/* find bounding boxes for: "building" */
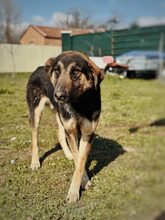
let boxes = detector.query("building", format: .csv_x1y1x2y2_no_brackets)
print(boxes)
20,25,94,46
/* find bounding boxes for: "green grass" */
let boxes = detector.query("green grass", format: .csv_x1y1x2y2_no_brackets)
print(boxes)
0,73,165,220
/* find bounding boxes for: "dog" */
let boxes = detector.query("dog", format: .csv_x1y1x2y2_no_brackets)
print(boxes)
26,51,104,203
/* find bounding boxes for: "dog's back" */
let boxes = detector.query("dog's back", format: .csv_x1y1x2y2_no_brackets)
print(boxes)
26,66,57,125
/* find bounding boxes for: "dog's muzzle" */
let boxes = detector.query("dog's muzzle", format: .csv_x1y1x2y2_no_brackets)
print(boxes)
54,90,67,102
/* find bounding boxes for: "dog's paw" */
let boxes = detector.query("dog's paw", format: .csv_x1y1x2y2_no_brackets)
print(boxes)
81,172,91,190
81,180,91,190
30,161,40,170
66,190,79,203
81,179,91,190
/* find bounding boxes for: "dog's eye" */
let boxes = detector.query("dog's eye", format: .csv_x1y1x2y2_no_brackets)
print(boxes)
71,68,81,78
54,66,60,76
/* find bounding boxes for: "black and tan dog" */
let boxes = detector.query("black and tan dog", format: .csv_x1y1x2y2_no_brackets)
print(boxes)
26,51,104,202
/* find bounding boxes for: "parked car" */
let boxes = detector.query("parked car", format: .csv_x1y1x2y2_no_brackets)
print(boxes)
115,50,165,79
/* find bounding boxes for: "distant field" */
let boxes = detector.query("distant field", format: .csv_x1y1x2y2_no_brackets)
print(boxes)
0,73,165,220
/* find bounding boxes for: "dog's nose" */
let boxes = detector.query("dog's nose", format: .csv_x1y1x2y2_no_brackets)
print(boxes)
55,91,67,102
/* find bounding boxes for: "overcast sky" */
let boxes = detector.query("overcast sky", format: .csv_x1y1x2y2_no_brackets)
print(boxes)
17,0,165,28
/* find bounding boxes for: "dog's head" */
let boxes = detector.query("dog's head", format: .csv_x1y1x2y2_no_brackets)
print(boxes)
45,51,104,103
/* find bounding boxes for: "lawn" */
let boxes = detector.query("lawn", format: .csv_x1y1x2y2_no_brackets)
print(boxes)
0,73,165,220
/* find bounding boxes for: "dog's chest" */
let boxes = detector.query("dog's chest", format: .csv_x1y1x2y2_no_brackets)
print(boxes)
59,103,81,121
59,100,100,126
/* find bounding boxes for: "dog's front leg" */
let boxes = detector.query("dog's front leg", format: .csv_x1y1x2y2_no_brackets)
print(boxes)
64,128,79,202
66,119,97,203
66,132,93,203
56,113,73,160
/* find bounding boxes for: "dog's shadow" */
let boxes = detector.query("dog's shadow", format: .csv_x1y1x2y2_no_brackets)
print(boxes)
87,134,126,178
39,144,61,166
40,134,126,178
129,118,165,134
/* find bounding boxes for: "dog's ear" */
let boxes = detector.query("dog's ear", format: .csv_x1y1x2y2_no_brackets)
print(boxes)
88,59,105,89
44,57,55,77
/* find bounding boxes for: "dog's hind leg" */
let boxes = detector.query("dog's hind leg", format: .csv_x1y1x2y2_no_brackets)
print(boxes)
30,96,48,170
56,113,73,160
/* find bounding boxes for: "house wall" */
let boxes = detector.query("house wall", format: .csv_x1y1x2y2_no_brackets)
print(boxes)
0,44,61,72
44,38,61,46
20,26,45,45
20,26,61,46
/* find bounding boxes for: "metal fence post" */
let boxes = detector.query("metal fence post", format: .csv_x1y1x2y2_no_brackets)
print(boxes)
62,31,72,52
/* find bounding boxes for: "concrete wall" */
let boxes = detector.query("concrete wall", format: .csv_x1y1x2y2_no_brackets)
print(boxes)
0,44,61,73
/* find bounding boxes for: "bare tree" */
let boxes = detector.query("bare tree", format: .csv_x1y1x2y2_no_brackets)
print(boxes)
59,8,94,29
3,44,18,78
0,0,21,43
98,16,119,31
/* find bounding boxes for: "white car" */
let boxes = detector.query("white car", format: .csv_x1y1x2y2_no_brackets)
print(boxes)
116,50,165,78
